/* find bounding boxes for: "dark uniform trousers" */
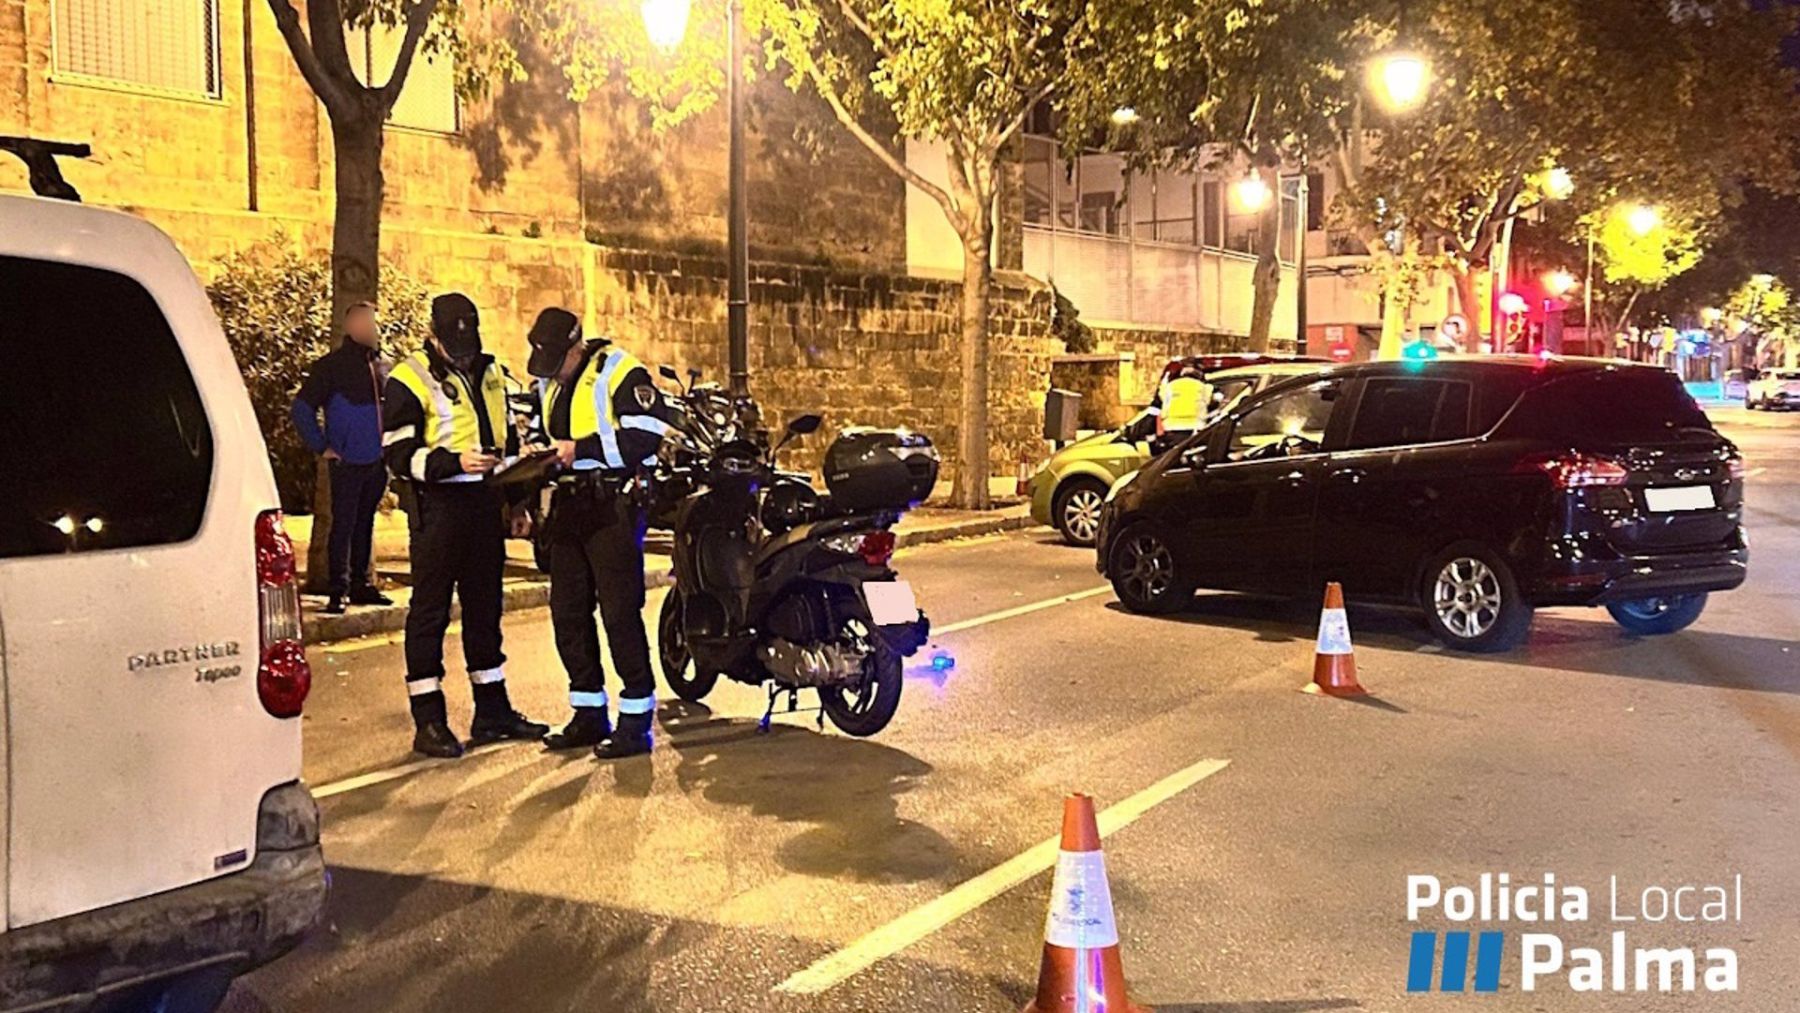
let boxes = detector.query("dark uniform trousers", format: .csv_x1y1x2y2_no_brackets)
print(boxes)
404,483,509,722
546,480,655,709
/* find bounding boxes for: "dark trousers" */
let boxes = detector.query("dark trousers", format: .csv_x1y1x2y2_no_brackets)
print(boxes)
404,484,508,721
327,460,387,597
547,487,654,710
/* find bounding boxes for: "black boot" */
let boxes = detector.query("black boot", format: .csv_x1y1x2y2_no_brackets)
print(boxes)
594,712,653,760
469,708,550,745
412,721,465,759
545,707,612,751
321,596,347,615
349,585,394,606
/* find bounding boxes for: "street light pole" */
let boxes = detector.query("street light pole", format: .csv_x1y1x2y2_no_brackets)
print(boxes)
726,0,750,397
1584,226,1595,351
1296,169,1309,353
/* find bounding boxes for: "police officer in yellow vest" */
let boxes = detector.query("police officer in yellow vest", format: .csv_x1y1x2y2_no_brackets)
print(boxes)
382,293,548,758
1154,364,1212,442
525,308,677,759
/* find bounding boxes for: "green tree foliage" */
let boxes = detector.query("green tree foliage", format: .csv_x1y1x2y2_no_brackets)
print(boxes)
207,233,429,510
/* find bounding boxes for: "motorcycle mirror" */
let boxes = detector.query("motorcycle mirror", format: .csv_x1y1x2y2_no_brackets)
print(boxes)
786,413,823,436
658,364,680,382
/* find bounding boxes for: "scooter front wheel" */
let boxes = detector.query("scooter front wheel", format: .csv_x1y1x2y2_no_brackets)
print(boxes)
819,647,903,737
659,592,719,703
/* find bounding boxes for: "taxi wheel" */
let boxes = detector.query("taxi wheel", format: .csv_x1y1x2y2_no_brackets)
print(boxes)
1421,543,1533,652
1053,478,1108,547
1109,525,1192,615
1606,593,1707,636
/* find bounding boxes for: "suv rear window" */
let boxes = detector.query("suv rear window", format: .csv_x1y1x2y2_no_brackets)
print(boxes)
1500,368,1711,444
0,256,214,559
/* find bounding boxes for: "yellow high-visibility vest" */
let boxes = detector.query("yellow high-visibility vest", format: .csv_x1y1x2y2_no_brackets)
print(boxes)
538,346,647,471
389,350,509,462
1159,376,1211,432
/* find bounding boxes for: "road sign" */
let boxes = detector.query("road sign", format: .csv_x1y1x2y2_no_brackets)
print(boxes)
1440,315,1469,344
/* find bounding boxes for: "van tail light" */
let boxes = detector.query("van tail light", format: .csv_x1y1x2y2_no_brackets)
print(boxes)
1726,455,1746,481
859,530,897,567
255,510,311,718
1526,452,1630,489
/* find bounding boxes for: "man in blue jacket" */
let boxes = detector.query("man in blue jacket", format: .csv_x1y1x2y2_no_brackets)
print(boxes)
292,302,394,614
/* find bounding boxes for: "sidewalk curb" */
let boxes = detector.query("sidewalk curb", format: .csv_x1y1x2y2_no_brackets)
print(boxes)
302,510,1039,646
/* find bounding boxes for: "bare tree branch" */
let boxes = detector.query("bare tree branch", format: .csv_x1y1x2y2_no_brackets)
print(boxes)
994,80,1056,152
266,0,348,109
379,0,441,109
803,64,964,232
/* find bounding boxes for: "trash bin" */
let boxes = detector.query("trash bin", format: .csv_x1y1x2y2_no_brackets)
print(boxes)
1043,388,1081,445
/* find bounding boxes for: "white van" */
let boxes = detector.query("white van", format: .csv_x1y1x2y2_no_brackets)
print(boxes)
0,190,324,1010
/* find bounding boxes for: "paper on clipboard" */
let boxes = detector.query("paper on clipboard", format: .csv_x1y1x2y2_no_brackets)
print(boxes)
486,449,561,486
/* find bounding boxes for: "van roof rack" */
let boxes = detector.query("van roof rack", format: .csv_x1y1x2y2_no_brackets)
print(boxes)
0,136,92,202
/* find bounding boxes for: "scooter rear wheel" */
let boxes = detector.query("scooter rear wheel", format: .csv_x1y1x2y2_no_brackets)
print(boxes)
659,592,719,703
819,647,903,737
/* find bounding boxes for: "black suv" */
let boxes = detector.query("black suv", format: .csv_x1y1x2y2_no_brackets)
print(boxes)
1096,357,1748,651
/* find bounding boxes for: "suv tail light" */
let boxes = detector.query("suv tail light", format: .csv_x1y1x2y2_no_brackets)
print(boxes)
1726,454,1747,481
859,530,897,567
255,510,311,718
1530,452,1630,489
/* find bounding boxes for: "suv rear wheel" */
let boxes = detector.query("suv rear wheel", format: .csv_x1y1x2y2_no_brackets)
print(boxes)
1421,544,1533,652
1109,526,1192,615
1053,477,1108,547
1605,593,1708,636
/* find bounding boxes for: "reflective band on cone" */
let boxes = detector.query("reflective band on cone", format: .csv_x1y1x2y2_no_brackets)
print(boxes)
1305,582,1367,697
1022,794,1147,1013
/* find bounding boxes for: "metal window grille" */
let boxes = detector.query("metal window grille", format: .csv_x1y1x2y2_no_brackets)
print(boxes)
345,24,458,134
53,0,221,98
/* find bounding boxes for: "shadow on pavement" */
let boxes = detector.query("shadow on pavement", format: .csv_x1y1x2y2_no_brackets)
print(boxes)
660,702,961,885
1109,591,1799,697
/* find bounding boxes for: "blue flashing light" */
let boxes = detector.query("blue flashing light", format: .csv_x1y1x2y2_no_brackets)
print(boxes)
929,650,956,673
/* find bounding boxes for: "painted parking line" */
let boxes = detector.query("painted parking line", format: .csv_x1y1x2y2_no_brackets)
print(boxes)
311,584,1114,799
312,741,515,799
933,585,1113,635
774,756,1231,995
322,621,460,655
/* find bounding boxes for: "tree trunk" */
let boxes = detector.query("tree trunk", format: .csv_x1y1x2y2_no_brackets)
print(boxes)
949,219,994,511
305,111,385,593
1246,162,1283,354
1450,262,1483,350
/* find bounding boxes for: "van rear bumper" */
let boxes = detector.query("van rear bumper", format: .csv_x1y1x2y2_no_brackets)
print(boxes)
0,782,326,1012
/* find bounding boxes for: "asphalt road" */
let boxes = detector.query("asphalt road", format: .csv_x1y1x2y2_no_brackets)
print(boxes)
226,411,1800,1013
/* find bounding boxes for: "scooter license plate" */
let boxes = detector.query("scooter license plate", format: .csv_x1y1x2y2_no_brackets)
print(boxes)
864,580,919,626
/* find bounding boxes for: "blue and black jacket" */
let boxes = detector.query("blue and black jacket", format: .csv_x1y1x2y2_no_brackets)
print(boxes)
291,338,387,466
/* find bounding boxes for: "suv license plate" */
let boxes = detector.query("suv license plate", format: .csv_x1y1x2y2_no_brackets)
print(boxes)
1644,485,1715,512
864,581,918,625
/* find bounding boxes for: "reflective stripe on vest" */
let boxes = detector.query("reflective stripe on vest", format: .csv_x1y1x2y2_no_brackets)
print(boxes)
390,351,508,481
541,347,645,472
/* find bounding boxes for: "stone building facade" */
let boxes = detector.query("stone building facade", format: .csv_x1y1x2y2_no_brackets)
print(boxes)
0,0,1061,481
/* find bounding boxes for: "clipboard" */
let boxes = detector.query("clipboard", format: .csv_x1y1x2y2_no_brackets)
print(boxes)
486,449,561,487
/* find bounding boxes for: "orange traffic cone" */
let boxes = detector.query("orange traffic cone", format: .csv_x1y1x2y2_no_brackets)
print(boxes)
1304,581,1366,697
1023,794,1148,1013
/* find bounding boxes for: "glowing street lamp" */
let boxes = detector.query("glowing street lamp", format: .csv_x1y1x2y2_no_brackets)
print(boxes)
1627,204,1661,236
1701,307,1723,326
1230,174,1272,213
1110,106,1140,126
640,0,691,52
1369,51,1431,114
1545,270,1577,297
1543,166,1574,201
1498,292,1528,316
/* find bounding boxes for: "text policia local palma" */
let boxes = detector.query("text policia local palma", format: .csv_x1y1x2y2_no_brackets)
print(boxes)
1408,873,1741,924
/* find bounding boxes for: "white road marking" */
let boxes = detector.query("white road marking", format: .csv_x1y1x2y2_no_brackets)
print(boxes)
933,585,1113,635
773,757,1232,995
1747,467,1767,478
313,741,512,798
312,585,1111,798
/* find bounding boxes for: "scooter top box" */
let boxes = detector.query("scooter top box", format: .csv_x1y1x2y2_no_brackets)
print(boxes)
824,428,939,512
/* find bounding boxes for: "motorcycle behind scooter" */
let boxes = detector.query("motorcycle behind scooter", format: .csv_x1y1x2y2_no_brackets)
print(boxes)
652,371,935,737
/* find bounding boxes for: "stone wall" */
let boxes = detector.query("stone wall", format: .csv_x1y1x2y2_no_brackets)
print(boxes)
1092,326,1252,405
